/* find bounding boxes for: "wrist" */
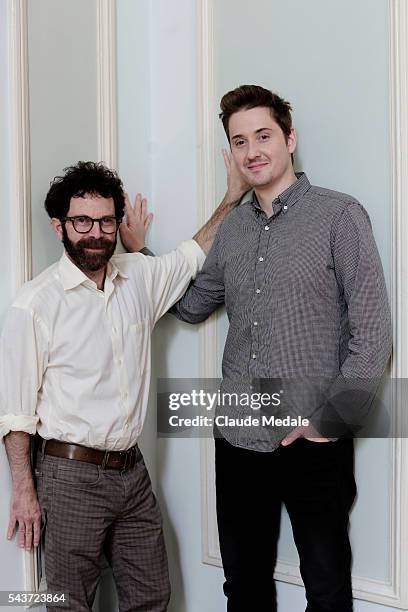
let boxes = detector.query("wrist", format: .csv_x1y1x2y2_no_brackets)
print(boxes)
224,192,243,207
126,242,144,253
12,469,34,490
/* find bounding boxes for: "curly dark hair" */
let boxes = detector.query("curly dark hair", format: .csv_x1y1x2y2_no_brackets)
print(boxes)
44,161,126,220
219,84,293,142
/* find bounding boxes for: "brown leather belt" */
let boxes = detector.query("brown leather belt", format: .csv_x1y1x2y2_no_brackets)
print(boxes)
43,439,140,470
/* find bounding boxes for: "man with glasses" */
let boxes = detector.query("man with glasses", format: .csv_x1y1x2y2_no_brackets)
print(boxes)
0,161,241,611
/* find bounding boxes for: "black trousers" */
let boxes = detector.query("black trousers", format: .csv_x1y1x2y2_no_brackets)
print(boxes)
215,436,356,612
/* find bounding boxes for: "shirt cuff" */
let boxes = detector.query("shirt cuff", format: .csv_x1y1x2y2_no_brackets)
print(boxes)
177,240,206,278
0,414,39,439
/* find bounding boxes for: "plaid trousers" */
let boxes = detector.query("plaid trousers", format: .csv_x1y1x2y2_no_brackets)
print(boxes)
35,446,170,612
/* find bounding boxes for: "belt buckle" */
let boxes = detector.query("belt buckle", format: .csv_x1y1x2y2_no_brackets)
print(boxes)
101,451,111,470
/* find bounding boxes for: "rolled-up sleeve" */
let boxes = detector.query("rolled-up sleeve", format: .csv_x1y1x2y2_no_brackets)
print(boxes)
0,306,48,439
148,239,206,324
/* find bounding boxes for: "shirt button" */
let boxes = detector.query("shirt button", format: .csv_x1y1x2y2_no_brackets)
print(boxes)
256,289,261,294
252,354,257,359
112,327,117,334
258,257,264,262
253,321,258,326
264,226,269,231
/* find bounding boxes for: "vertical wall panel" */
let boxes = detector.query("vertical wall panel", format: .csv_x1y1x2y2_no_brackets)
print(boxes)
27,0,98,276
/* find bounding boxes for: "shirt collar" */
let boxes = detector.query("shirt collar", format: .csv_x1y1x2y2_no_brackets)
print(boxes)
58,252,128,291
248,172,311,215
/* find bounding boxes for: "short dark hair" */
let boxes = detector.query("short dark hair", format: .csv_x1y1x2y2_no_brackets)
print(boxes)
44,161,125,220
219,84,293,142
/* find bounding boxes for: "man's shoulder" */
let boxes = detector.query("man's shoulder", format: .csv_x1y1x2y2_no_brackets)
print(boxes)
13,261,61,311
308,185,360,209
307,185,370,223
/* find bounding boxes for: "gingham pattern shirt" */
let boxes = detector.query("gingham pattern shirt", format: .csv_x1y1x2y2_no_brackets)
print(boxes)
171,173,392,451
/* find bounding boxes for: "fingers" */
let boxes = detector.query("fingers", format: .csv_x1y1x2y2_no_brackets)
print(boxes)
24,521,33,550
281,423,330,446
124,193,150,225
222,148,231,172
144,213,153,231
7,515,16,541
134,193,142,218
8,490,41,550
17,516,41,550
281,426,304,446
123,192,133,221
33,514,41,547
280,431,300,447
140,197,147,221
7,514,36,550
18,521,26,548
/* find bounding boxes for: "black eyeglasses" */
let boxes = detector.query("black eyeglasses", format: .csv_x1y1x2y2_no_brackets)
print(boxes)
62,215,122,234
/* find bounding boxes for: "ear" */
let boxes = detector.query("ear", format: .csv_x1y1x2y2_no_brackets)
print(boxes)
51,218,64,242
287,128,297,154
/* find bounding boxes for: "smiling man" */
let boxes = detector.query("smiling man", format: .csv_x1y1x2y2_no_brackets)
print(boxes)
0,161,241,612
168,85,392,611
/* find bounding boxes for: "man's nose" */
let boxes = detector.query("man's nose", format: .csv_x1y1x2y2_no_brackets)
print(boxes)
88,221,103,238
247,140,260,159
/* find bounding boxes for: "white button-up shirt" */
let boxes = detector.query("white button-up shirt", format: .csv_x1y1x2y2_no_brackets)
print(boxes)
0,240,205,450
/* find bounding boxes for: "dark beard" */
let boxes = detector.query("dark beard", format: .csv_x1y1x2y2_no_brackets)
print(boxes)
62,225,117,272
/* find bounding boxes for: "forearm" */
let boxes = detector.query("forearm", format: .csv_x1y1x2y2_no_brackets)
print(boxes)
5,431,41,549
4,431,34,488
193,193,240,254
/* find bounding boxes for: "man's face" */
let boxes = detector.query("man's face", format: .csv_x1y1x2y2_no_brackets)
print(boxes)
52,194,118,272
228,106,296,189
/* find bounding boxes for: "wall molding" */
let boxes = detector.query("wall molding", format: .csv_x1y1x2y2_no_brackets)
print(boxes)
8,0,36,592
389,0,408,607
96,0,118,169
9,0,31,291
198,0,408,607
7,0,119,595
197,0,217,372
197,0,221,563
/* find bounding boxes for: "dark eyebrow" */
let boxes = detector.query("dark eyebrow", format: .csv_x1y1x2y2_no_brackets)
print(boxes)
231,127,273,140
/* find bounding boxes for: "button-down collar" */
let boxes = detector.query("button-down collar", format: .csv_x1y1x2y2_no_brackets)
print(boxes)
248,172,311,217
58,251,128,291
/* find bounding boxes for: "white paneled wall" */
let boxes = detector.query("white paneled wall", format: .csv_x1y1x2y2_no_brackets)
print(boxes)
0,1,405,611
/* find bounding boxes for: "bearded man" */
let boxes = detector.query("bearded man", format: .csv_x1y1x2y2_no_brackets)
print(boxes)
0,160,240,612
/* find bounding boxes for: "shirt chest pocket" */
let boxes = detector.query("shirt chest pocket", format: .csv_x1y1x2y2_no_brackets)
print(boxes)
128,319,150,376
